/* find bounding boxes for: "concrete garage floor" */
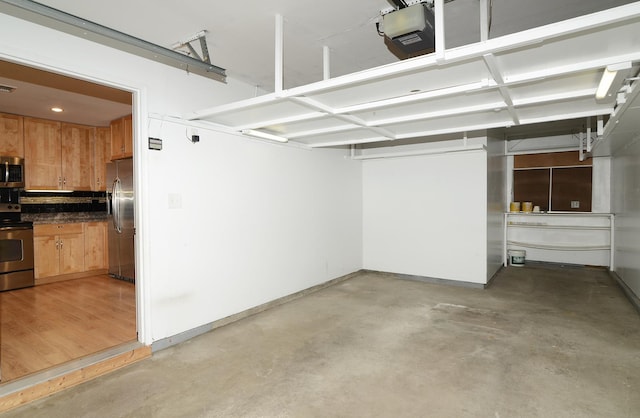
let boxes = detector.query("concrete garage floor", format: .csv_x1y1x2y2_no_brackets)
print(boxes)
6,264,640,417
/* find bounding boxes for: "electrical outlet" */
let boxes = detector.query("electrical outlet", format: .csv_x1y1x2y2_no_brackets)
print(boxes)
168,193,182,209
571,200,580,209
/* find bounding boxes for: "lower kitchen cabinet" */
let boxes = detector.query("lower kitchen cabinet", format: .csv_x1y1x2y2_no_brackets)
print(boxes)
84,221,108,270
34,223,84,279
33,221,108,284
33,234,60,279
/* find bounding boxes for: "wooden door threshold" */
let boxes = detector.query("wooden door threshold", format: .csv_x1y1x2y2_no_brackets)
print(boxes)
0,341,151,413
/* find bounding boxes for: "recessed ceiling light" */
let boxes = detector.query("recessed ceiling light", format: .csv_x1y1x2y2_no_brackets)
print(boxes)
51,107,63,113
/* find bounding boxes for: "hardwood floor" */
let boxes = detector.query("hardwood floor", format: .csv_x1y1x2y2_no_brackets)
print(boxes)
0,275,136,382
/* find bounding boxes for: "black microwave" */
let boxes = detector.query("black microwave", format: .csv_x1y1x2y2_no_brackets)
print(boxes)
1,156,25,188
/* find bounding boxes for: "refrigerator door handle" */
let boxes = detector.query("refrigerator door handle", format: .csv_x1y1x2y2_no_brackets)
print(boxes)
106,188,112,216
112,178,122,233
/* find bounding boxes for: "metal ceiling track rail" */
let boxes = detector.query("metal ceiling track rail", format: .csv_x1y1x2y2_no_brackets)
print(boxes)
0,0,226,82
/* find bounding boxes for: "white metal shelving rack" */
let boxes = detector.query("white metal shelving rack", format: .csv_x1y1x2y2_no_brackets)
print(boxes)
503,212,614,269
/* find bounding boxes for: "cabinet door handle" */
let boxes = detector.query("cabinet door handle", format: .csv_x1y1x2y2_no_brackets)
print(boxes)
59,239,63,250
55,240,59,250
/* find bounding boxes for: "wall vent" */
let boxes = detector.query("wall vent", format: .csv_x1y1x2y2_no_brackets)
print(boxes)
0,84,17,93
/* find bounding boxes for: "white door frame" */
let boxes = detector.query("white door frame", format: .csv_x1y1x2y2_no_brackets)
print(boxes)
0,53,151,345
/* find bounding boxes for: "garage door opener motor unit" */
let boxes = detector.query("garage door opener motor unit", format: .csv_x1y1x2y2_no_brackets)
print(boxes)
383,2,435,55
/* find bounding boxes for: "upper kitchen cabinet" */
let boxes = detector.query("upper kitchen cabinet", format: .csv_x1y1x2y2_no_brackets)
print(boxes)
0,112,24,157
110,114,132,160
24,118,92,190
92,127,111,191
24,117,62,190
61,123,93,190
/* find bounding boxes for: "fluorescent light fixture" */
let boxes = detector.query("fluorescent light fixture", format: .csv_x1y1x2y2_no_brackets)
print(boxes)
595,68,617,99
241,129,288,143
51,107,63,112
595,62,632,100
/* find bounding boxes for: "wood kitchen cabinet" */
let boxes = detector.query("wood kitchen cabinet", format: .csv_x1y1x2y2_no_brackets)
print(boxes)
34,221,109,284
61,123,93,190
24,119,93,190
24,117,61,189
92,127,111,191
0,112,24,157
84,221,108,270
34,223,85,281
110,114,132,160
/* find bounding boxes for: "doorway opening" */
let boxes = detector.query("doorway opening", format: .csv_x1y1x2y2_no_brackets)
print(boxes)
0,59,139,384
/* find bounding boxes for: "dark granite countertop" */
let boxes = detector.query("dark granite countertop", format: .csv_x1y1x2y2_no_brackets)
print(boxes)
22,212,109,224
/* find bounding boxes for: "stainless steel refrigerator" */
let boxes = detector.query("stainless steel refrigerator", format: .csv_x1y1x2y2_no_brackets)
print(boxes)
107,158,135,282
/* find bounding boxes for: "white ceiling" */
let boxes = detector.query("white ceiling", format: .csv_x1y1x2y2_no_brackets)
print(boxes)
30,0,637,91
0,0,638,147
186,4,640,149
0,73,131,126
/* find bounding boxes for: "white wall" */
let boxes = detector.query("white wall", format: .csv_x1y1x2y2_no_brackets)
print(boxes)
0,15,257,117
611,136,640,299
0,14,363,343
362,149,488,284
146,119,362,339
486,132,506,280
592,157,611,213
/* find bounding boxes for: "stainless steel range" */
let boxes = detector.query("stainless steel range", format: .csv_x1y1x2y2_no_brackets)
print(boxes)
0,188,34,291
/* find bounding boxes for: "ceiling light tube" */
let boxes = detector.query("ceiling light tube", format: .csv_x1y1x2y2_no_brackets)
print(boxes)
596,62,632,100
595,68,617,99
241,129,288,143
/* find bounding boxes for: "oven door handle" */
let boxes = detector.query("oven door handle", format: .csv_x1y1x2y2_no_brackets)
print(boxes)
4,161,8,186
0,226,33,231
